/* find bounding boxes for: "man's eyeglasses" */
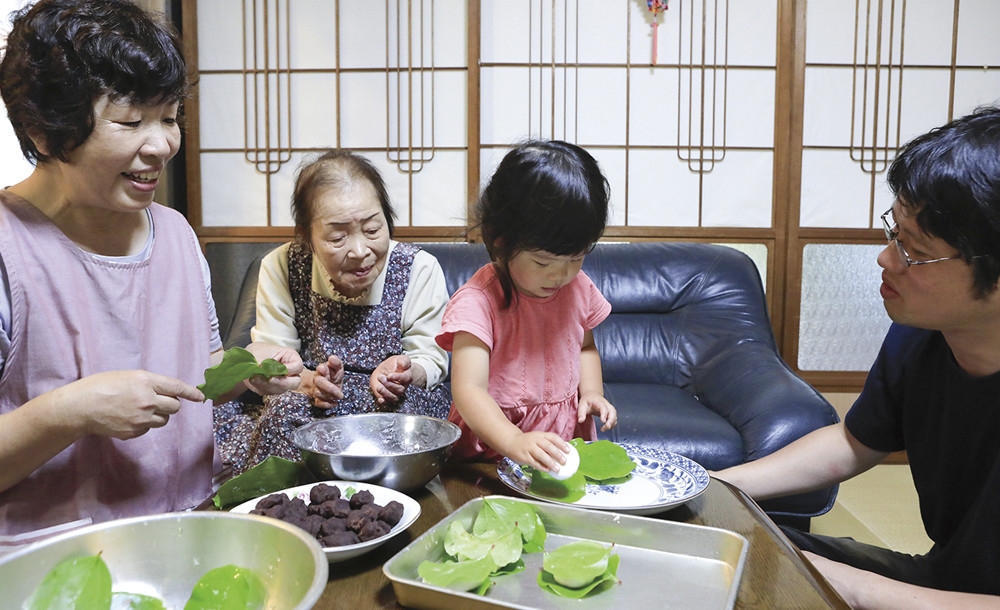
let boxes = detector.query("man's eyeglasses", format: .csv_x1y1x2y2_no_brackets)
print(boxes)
880,207,964,267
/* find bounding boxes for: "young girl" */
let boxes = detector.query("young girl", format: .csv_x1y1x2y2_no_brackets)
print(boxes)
436,140,618,475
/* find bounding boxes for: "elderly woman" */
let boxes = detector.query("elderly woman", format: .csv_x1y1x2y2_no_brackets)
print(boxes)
0,0,301,540
214,150,452,472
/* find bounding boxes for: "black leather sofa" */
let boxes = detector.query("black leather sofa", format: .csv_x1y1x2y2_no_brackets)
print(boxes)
206,240,839,525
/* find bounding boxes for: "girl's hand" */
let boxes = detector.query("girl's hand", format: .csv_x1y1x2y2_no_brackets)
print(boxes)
507,431,573,474
579,392,618,432
370,355,414,405
300,355,345,409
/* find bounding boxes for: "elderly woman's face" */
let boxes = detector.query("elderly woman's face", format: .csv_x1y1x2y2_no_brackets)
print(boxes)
59,94,180,212
309,181,391,298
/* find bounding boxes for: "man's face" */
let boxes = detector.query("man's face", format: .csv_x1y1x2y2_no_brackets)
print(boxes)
878,203,999,333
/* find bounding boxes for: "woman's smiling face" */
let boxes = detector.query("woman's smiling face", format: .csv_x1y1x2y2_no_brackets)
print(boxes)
309,180,391,298
56,94,180,212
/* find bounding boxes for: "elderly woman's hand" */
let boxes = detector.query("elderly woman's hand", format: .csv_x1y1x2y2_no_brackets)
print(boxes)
243,342,304,396
300,355,345,409
370,355,426,405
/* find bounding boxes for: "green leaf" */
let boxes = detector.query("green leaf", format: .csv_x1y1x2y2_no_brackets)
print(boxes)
110,592,167,610
526,468,587,503
183,565,267,610
213,456,303,509
572,438,636,482
475,497,547,553
198,347,288,401
538,543,620,599
24,553,112,610
417,555,497,592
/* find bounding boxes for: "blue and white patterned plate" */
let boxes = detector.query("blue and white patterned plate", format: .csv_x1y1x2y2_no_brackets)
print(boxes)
496,443,710,516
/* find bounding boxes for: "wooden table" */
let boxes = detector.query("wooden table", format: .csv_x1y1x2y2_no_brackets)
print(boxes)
308,462,849,609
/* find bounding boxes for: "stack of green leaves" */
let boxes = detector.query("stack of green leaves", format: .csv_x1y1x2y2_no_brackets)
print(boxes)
417,498,622,600
537,540,621,598
417,498,546,595
23,554,266,610
527,438,637,502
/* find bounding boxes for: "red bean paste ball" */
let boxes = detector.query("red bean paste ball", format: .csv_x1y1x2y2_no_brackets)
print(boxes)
251,484,403,547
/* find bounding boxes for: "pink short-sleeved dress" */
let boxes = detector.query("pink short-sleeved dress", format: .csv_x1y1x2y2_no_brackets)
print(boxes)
436,264,612,461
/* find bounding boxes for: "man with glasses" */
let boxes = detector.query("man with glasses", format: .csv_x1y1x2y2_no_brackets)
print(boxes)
715,106,1000,608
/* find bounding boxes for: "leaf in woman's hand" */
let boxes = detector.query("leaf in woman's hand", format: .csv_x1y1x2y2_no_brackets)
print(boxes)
24,553,112,610
198,347,289,401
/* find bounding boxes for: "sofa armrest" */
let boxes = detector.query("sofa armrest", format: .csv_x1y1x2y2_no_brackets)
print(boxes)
693,341,840,518
693,341,839,462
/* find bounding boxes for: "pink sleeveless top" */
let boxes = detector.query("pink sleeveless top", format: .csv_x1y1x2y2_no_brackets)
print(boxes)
437,264,611,461
0,192,216,537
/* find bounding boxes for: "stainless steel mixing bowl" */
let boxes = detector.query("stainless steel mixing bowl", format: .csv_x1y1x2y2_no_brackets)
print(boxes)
0,511,328,608
293,413,462,492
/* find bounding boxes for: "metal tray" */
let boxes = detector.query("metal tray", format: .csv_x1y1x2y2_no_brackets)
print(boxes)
383,495,747,610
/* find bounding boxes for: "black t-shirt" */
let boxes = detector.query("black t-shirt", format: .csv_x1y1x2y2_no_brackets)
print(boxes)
845,323,1000,594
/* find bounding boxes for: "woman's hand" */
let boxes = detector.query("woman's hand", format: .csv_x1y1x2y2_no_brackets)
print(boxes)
300,355,345,409
578,391,617,431
505,431,572,474
370,354,424,405
243,342,303,396
75,370,205,439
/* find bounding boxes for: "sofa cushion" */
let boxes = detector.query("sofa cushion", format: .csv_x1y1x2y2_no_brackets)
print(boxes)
599,384,743,471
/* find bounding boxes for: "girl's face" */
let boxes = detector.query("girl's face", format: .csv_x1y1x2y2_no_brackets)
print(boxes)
507,249,586,298
57,94,180,213
309,181,390,298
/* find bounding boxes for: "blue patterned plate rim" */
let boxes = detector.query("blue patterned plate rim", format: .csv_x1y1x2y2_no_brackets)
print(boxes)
496,443,710,515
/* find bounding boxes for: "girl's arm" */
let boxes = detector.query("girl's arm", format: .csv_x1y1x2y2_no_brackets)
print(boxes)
450,331,570,472
578,329,617,431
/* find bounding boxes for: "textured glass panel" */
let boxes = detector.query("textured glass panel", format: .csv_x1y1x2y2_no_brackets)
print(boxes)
200,153,269,227
702,151,773,228
799,244,891,371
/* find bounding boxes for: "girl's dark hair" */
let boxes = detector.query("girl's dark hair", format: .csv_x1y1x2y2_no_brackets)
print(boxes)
291,149,396,247
0,0,190,163
887,105,1000,297
475,139,609,307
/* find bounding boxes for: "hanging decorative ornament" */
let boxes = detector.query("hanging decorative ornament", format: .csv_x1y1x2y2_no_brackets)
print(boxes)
647,0,669,65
